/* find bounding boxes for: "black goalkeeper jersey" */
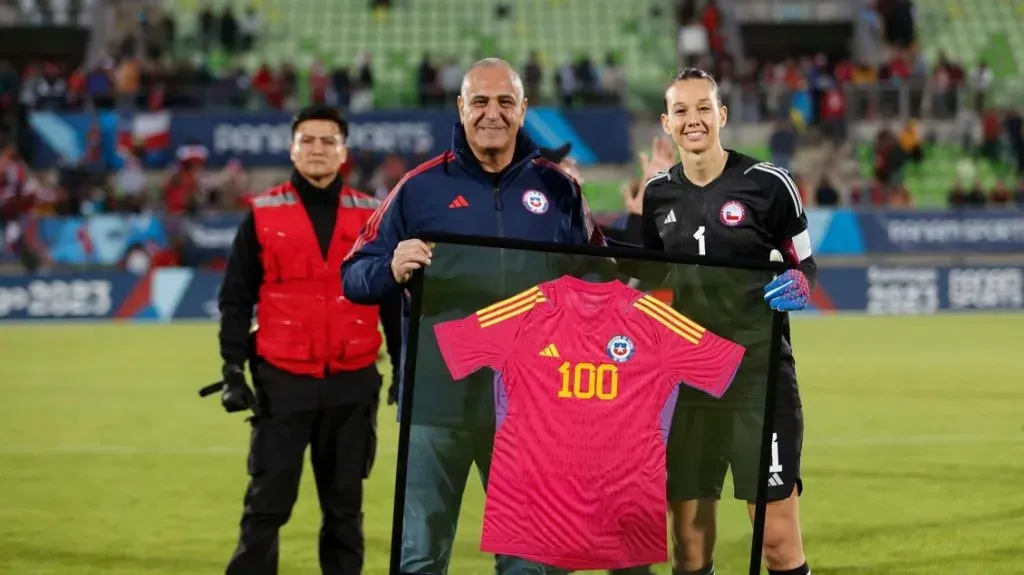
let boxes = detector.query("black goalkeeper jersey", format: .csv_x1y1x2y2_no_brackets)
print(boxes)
641,150,812,408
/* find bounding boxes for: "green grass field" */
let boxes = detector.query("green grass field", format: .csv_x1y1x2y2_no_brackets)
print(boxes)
1,315,1022,575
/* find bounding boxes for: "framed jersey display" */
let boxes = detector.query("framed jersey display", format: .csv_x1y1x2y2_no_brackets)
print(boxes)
388,234,788,575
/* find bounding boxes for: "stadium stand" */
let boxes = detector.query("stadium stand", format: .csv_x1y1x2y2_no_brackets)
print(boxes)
162,0,679,109
914,0,1023,106
852,140,1018,207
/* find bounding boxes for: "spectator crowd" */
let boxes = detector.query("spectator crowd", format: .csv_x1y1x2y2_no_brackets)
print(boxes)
2,0,1024,231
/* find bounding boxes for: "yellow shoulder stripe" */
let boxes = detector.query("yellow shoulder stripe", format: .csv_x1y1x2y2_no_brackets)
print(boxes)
476,286,546,328
633,295,705,345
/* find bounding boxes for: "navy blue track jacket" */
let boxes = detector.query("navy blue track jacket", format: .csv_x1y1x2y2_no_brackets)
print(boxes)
342,124,603,426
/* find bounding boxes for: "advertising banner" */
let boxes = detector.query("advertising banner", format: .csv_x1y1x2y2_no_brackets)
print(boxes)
165,268,224,320
785,209,1024,256
0,273,142,321
0,268,226,322
29,108,632,169
8,208,1024,272
0,263,1020,323
856,210,1024,254
168,214,245,267
809,265,1024,314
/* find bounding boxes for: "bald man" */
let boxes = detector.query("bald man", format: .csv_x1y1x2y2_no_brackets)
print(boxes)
343,58,606,574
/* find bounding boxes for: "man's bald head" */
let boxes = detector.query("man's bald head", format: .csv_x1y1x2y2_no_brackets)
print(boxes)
460,58,525,103
456,58,529,169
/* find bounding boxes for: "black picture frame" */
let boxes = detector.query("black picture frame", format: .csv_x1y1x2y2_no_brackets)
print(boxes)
389,233,789,575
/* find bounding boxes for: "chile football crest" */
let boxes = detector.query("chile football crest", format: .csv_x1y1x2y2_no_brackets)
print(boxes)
606,335,635,363
720,201,746,226
522,190,550,214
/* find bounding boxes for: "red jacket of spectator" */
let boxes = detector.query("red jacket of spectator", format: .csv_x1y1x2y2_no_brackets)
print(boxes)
888,55,910,80
983,112,1001,141
164,168,196,214
820,87,846,120
834,60,854,84
0,159,37,220
870,181,887,206
251,183,383,377
310,65,329,105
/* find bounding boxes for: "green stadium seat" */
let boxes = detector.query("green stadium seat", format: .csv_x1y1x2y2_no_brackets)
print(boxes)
854,142,1019,208
164,0,679,109
915,0,1023,106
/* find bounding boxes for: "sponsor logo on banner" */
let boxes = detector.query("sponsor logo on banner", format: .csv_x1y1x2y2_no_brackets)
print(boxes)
212,122,292,157
183,221,238,249
0,279,113,318
31,109,632,168
885,216,1024,246
864,266,939,315
859,210,1024,254
175,214,245,266
947,267,1024,310
207,120,439,159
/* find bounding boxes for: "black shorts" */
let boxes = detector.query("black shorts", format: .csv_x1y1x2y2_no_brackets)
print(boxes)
666,405,804,503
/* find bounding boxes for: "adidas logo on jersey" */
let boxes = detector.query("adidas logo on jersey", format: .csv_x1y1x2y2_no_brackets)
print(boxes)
663,210,677,224
767,473,784,487
449,195,469,208
539,344,560,358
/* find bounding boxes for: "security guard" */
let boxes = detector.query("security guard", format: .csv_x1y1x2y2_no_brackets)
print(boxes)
215,104,402,575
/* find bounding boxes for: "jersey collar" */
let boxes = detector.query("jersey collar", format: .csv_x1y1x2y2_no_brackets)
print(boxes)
546,275,630,331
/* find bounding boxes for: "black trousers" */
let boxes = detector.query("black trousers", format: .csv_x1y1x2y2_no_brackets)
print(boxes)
226,365,380,575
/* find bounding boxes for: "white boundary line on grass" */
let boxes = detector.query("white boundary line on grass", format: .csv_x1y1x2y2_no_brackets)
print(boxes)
0,434,1019,455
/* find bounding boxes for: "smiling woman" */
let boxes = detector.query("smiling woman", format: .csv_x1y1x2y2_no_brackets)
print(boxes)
637,67,820,575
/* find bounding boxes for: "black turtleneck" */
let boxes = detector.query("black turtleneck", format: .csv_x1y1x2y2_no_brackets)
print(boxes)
218,171,403,386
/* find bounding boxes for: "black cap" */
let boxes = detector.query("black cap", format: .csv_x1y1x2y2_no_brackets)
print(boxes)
538,142,572,164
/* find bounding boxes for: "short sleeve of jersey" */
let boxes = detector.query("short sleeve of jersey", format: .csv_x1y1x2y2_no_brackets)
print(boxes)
432,286,544,381
745,162,808,242
633,294,746,399
640,172,671,251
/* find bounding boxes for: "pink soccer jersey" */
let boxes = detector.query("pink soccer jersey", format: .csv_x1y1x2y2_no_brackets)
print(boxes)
432,275,746,570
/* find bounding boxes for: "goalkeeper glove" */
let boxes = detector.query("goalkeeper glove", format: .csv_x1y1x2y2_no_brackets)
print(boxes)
763,268,810,312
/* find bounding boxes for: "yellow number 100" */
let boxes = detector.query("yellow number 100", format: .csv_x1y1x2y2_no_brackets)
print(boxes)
557,362,619,401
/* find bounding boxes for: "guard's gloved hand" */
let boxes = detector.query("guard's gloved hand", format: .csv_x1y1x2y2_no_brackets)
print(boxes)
763,268,810,312
387,361,400,406
221,364,256,413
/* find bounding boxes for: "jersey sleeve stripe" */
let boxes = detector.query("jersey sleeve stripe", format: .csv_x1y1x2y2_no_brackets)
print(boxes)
635,299,702,345
476,286,540,316
634,299,703,343
747,163,803,216
478,295,545,328
345,153,450,257
643,170,671,189
638,295,706,334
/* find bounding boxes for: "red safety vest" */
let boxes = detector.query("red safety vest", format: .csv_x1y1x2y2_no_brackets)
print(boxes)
251,182,383,377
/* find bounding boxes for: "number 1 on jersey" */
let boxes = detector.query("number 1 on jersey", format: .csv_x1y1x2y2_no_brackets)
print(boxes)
693,226,706,255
